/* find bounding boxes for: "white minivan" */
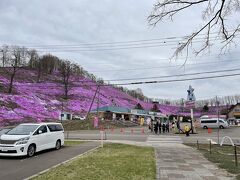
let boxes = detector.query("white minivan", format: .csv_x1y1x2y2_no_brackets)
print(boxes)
200,118,229,129
0,123,64,157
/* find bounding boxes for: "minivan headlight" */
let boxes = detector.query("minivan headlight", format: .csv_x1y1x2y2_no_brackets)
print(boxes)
16,137,30,145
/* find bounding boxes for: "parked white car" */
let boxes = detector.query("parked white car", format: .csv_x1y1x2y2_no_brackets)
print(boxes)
0,123,64,157
200,118,229,129
72,115,86,120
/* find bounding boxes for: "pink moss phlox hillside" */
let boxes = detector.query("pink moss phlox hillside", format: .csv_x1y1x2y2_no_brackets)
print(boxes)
0,70,225,123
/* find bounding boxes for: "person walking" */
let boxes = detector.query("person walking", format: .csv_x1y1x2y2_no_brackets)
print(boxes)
184,124,190,137
166,122,169,133
158,120,162,134
147,117,151,131
155,120,159,134
162,123,166,133
150,118,154,132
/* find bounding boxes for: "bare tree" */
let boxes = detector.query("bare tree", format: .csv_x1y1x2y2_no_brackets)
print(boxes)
27,49,43,82
28,49,39,69
5,46,28,93
41,54,60,74
59,60,73,99
148,0,240,58
35,56,43,83
0,45,10,67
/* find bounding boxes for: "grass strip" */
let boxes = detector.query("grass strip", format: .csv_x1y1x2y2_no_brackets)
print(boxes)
33,143,156,180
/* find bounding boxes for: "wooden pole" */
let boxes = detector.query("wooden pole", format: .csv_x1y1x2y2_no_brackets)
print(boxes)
209,140,212,154
235,145,238,167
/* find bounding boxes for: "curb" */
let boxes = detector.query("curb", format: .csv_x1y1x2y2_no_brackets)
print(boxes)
24,145,100,180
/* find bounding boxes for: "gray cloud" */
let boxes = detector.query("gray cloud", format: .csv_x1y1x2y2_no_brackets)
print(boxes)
0,0,240,100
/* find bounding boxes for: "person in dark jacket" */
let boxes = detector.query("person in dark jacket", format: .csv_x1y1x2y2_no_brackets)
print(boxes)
162,123,166,133
166,122,169,133
154,120,158,134
158,120,162,134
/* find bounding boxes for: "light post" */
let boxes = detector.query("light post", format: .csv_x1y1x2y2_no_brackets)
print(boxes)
61,101,64,124
97,86,100,119
216,96,220,144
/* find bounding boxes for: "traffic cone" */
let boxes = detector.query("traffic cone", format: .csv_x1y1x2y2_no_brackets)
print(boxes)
208,128,212,134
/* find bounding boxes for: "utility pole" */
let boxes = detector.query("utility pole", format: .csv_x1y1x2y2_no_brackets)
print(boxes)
86,85,100,121
216,96,220,144
97,86,100,119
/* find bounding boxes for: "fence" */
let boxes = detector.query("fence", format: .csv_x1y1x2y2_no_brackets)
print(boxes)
196,140,239,167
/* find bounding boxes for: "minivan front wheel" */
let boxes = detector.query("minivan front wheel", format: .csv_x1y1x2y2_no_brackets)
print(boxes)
55,140,61,150
27,144,35,157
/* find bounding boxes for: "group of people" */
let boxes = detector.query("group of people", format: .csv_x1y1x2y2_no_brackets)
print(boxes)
149,119,170,134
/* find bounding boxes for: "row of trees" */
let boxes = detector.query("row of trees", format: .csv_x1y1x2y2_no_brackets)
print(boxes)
0,45,94,98
114,86,151,101
153,95,240,107
0,45,148,101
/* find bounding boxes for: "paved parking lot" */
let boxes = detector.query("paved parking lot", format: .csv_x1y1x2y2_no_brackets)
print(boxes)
0,141,99,180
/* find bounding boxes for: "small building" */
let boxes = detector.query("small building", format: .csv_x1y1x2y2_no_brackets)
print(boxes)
91,106,131,121
59,112,73,121
227,103,240,119
91,106,168,122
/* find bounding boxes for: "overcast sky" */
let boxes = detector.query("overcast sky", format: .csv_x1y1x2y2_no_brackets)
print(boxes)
0,0,240,101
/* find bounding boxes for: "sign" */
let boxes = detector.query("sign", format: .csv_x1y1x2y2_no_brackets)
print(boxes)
185,85,196,109
185,101,195,109
131,109,148,115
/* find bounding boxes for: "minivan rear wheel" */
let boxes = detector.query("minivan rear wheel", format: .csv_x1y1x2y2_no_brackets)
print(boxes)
27,144,35,157
203,126,208,129
219,125,224,129
55,140,61,150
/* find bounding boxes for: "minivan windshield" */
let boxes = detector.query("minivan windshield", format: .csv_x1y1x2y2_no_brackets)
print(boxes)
6,125,39,135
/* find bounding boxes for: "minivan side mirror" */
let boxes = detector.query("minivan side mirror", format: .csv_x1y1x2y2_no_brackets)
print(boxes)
38,130,43,134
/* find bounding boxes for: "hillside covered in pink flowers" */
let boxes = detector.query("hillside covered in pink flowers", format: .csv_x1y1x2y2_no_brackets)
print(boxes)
0,69,226,126
0,68,154,125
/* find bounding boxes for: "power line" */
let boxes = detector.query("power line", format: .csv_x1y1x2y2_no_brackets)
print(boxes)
20,36,223,49
104,68,240,82
114,72,240,86
4,69,240,87
31,41,201,52
2,30,237,48
91,58,240,73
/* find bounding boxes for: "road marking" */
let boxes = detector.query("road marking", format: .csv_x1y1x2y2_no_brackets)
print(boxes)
147,135,183,146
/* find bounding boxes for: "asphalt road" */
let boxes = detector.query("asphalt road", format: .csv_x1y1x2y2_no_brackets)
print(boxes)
65,126,240,145
0,141,99,180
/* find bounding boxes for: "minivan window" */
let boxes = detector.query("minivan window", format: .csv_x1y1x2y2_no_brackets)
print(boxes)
34,125,47,135
47,124,63,132
6,125,39,135
201,120,217,123
219,120,224,123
